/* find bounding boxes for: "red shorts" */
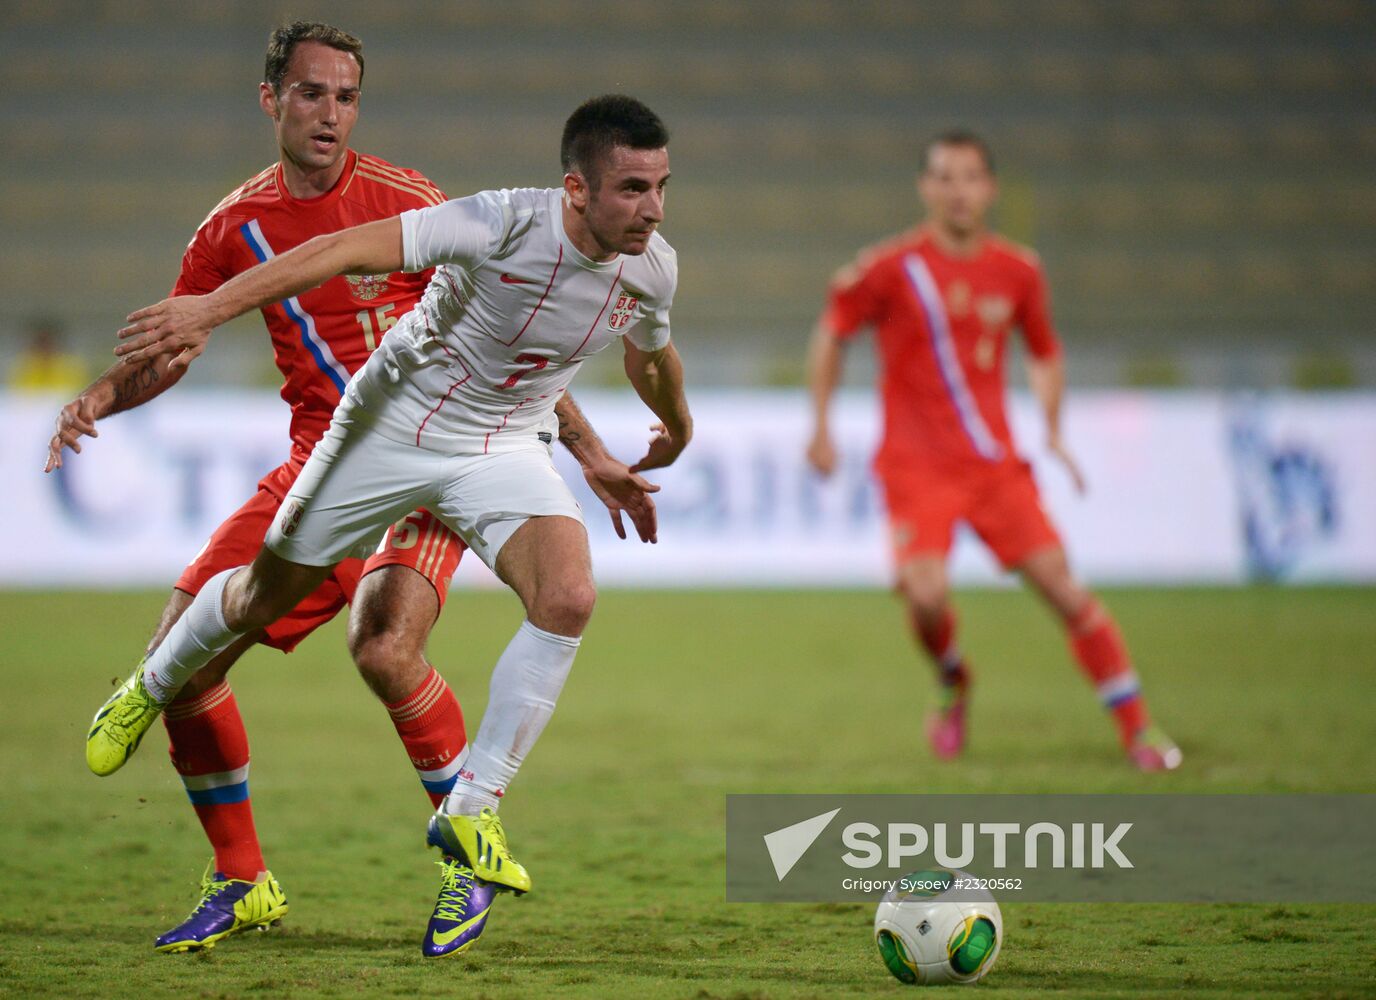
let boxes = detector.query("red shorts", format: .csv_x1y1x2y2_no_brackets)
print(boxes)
879,459,1061,570
174,458,465,652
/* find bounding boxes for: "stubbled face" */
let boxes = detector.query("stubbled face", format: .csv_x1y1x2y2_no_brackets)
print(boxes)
260,41,360,177
919,143,997,237
571,146,670,258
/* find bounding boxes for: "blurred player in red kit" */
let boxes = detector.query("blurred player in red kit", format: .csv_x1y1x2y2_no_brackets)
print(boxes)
47,22,656,956
806,130,1180,772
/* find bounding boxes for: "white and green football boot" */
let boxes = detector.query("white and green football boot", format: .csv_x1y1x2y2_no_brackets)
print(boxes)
86,660,166,776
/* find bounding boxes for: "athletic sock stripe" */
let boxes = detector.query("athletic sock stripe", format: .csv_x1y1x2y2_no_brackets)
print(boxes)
1097,672,1141,707
387,670,448,723
418,755,465,784
181,764,250,791
187,781,249,806
421,773,460,795
165,682,234,720
388,669,442,719
393,684,446,724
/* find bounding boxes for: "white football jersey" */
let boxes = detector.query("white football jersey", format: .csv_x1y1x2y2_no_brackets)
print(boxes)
361,186,676,454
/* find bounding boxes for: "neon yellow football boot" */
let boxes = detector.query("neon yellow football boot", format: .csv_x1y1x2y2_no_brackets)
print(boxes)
86,661,166,776
427,807,532,894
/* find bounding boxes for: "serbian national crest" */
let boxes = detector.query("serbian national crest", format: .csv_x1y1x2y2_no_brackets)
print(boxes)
607,290,639,330
345,273,390,301
279,499,305,537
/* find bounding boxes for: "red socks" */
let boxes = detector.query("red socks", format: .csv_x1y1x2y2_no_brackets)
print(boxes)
384,668,468,808
162,668,464,881
164,682,265,881
912,606,970,696
1068,600,1148,745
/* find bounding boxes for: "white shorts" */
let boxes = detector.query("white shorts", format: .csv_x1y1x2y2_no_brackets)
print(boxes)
265,378,583,571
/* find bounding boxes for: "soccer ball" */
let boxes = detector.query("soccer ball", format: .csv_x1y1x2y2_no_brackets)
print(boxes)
873,868,1002,986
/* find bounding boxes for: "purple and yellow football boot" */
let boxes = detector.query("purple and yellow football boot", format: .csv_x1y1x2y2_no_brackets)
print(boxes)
154,864,288,953
422,855,497,958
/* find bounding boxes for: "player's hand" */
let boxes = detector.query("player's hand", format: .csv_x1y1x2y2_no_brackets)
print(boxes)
629,423,686,473
115,295,215,372
1048,434,1088,494
806,428,838,477
44,394,100,473
582,455,661,543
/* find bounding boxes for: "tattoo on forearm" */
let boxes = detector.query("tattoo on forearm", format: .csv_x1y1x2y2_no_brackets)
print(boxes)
112,362,159,407
556,412,582,444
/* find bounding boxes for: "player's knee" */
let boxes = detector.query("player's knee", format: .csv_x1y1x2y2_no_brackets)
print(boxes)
900,578,949,621
348,627,423,692
533,578,597,635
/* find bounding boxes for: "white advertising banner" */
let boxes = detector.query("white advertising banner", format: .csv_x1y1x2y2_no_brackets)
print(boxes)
1,389,1371,588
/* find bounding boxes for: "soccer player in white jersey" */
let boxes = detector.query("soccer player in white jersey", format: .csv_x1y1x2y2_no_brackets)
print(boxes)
90,94,690,937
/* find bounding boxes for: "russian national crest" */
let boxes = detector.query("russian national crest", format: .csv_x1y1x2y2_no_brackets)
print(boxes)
975,294,1013,329
608,290,639,330
345,273,390,301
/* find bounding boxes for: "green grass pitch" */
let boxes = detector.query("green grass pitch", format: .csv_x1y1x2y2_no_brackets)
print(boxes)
2,586,1373,998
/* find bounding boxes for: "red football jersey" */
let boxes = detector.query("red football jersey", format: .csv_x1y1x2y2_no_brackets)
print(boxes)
823,227,1061,474
174,149,446,462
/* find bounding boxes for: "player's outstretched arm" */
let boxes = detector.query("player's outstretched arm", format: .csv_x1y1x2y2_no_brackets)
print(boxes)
555,393,661,544
622,341,692,473
115,218,405,369
43,354,185,472
1027,354,1087,494
805,320,845,477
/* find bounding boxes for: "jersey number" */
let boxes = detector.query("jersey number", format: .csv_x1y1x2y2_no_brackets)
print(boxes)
357,304,401,351
387,511,426,550
500,352,548,389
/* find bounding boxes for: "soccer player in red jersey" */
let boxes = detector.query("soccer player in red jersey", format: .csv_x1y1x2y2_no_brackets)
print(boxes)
806,130,1180,772
46,23,656,956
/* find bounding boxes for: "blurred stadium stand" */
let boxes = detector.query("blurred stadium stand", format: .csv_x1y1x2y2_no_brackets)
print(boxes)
2,0,1373,388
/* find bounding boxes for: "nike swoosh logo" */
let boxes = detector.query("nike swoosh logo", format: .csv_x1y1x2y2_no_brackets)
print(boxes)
431,905,492,946
500,273,534,285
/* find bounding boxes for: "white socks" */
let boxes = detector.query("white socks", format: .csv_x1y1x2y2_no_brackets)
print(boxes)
443,620,580,817
142,567,246,704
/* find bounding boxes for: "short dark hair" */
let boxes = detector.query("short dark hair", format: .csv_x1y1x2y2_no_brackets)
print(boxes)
560,95,670,187
921,129,995,175
264,21,364,95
